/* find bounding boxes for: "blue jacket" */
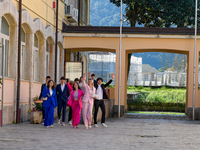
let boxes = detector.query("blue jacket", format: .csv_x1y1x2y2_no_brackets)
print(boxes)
56,84,70,103
42,87,58,107
39,83,46,100
93,80,97,87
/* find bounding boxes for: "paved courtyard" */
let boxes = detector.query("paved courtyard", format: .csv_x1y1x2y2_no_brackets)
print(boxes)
1,117,200,150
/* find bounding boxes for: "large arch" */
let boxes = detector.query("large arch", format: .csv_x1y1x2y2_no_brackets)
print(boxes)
22,9,33,34
45,25,55,41
0,0,18,25
33,18,46,83
0,0,19,124
46,25,55,80
122,48,190,114
120,37,195,115
33,18,45,37
0,0,18,79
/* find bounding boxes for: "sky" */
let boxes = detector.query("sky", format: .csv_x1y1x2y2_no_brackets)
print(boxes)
90,0,128,26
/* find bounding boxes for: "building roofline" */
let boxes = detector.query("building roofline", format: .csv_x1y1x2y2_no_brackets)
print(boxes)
62,25,199,35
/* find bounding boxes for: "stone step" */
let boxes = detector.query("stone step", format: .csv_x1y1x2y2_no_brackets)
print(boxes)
125,113,190,120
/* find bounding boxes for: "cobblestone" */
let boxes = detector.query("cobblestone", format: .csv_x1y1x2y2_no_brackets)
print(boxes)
0,117,200,150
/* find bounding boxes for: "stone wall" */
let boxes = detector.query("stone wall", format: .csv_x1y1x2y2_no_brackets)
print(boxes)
96,99,115,122
19,104,29,122
1,105,14,125
187,107,200,120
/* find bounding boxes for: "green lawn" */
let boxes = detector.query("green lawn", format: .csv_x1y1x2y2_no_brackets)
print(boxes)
127,86,186,104
127,111,185,115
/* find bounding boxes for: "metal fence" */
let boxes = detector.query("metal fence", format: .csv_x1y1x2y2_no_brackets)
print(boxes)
126,71,187,87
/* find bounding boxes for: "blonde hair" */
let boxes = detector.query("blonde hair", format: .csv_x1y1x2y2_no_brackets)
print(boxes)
88,78,94,87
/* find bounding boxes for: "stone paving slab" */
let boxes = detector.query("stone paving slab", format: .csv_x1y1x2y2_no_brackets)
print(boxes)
0,118,200,150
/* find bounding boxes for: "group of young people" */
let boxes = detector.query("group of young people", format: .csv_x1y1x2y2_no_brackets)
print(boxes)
39,73,115,129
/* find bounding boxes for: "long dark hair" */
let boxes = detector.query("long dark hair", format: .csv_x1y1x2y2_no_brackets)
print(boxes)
47,80,55,89
73,82,81,91
79,76,83,83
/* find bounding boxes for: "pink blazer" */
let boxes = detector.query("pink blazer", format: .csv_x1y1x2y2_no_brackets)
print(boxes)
67,89,84,109
82,80,96,104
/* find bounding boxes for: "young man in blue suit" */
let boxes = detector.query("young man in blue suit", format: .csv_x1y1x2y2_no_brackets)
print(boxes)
56,77,70,126
91,74,97,87
39,76,51,124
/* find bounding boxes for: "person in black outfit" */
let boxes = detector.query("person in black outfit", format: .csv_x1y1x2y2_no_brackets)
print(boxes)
93,73,114,128
56,77,70,126
39,76,51,124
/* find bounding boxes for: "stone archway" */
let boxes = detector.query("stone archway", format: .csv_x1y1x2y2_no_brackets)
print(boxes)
123,49,190,114
0,0,20,124
46,36,55,80
58,41,64,82
45,25,55,80
33,18,46,83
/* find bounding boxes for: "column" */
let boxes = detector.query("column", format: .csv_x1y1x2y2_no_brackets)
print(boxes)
26,33,33,109
38,38,46,83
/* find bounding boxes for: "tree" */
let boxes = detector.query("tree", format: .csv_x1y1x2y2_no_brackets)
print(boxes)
110,0,200,27
110,0,199,78
159,53,187,71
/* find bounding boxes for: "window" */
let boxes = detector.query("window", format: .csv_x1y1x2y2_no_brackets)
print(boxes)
21,28,26,79
46,40,49,76
1,16,10,77
34,34,39,81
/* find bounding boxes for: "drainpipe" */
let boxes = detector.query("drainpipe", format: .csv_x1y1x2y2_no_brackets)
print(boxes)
118,0,122,118
16,0,22,124
55,0,59,84
77,0,80,61
1,44,4,127
193,0,198,121
78,0,80,26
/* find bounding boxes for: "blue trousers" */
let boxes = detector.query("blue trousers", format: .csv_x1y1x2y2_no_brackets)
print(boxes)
57,100,67,122
44,103,55,126
42,104,45,120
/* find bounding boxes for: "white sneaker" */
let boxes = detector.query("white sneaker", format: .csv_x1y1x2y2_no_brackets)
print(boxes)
94,124,98,128
68,121,72,125
89,126,92,129
62,122,65,126
85,127,88,130
102,123,107,128
50,125,54,128
57,119,61,124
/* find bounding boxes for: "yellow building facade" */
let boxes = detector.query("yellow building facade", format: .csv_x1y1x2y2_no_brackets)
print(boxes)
0,0,90,125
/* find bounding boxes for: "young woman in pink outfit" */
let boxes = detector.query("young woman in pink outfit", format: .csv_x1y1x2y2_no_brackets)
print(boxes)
67,82,84,128
82,73,96,129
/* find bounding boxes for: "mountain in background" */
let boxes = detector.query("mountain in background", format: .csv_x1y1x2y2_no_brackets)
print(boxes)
133,53,167,70
90,0,184,70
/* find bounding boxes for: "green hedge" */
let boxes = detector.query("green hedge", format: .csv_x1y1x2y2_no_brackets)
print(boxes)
127,86,186,104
